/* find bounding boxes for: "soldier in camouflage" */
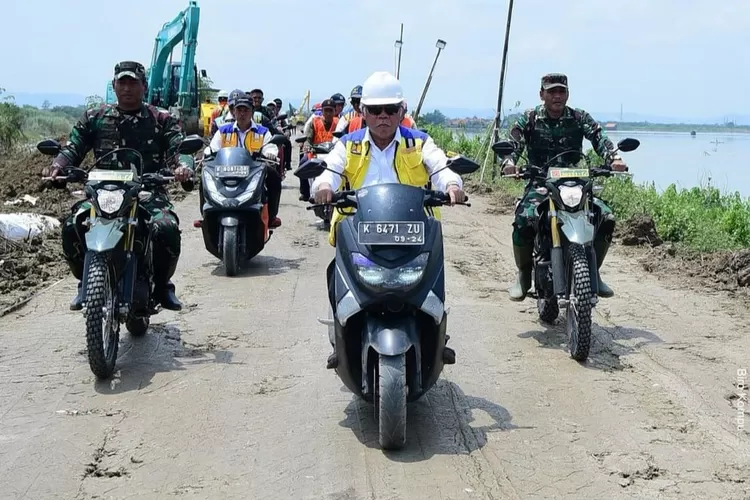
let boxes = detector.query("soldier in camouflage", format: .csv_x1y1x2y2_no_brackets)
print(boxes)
44,61,195,312
500,73,628,301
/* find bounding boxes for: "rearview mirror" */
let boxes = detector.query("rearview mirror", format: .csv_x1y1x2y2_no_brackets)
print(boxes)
268,133,290,147
294,158,326,179
332,131,345,139
276,113,288,121
617,137,640,152
445,156,480,175
293,135,307,144
491,140,515,157
178,135,205,154
37,139,61,156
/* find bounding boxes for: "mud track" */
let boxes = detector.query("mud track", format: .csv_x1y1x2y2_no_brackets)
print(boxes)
1,165,749,499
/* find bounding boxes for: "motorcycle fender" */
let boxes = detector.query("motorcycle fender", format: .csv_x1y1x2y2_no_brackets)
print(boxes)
557,210,594,245
85,218,125,252
362,314,419,357
221,216,239,227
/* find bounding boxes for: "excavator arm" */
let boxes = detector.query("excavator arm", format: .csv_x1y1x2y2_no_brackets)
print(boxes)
148,0,199,111
105,1,207,136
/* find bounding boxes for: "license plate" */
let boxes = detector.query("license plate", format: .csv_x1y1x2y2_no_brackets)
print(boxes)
88,170,134,182
216,164,250,177
549,168,589,179
357,221,425,245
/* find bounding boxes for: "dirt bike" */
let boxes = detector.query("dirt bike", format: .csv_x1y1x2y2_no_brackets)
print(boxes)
294,153,481,450
37,135,204,379
293,135,336,228
495,138,639,361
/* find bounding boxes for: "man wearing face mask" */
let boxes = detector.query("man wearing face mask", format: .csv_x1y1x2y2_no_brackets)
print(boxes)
311,71,466,369
500,73,628,301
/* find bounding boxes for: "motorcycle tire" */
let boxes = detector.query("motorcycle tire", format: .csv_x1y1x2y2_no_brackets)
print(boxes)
223,226,239,277
567,244,594,361
85,253,120,379
374,354,407,450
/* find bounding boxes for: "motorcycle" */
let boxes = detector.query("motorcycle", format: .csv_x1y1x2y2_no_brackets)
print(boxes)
293,135,336,227
196,134,289,276
37,135,204,379
294,153,480,450
494,138,640,361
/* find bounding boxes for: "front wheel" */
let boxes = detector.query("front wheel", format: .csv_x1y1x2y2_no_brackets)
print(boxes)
566,244,594,361
374,354,407,450
85,253,120,379
222,226,239,277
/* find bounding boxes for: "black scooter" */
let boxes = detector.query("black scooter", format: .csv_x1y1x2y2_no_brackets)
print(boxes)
196,134,288,276
294,153,482,450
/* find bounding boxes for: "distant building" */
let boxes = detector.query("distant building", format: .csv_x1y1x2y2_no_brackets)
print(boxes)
604,122,618,130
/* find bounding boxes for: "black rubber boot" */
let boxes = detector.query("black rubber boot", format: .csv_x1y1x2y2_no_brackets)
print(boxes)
70,281,84,311
594,238,614,298
155,280,183,311
509,244,533,301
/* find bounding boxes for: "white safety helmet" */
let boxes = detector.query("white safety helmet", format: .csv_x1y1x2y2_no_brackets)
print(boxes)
360,71,404,106
217,89,229,99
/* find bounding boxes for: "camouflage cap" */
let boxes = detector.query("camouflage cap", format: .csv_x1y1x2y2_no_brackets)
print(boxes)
541,73,568,90
114,61,146,81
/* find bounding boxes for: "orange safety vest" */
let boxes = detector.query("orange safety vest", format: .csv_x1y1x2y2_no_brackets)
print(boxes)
312,116,339,144
400,114,416,129
348,115,364,132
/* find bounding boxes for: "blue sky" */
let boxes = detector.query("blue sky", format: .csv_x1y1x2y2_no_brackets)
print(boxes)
1,0,748,121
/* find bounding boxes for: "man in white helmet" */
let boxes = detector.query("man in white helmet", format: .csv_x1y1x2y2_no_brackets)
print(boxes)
311,70,467,369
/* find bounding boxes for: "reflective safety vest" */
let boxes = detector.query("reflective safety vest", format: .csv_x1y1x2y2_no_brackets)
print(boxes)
347,114,364,133
312,116,339,144
400,114,416,129
327,126,440,246
219,123,268,153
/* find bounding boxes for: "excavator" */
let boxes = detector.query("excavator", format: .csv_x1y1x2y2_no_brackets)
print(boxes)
105,1,215,137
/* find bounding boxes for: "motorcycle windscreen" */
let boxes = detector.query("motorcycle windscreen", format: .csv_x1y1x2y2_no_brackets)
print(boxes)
212,147,261,178
353,183,428,246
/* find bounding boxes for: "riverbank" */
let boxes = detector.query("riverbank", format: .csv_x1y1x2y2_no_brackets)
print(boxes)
426,124,750,294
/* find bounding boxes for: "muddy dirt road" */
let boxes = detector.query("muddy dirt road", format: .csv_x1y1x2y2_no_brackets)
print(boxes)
1,175,749,499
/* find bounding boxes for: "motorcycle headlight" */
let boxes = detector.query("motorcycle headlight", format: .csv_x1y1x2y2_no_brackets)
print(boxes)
202,170,226,203
96,189,125,214
558,185,583,208
234,172,262,204
351,252,429,291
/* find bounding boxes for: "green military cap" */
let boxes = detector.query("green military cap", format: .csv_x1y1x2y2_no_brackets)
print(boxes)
541,73,568,90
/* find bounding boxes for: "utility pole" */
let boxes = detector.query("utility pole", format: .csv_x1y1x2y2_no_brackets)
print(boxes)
492,0,515,154
395,24,404,79
413,39,447,121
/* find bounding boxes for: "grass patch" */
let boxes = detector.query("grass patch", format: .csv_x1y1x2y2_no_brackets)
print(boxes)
426,124,750,253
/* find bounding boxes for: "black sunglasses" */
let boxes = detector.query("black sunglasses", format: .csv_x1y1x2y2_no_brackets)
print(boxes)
365,104,401,116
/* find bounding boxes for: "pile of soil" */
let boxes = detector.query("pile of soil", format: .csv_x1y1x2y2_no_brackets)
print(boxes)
0,141,75,315
0,230,67,313
616,214,663,247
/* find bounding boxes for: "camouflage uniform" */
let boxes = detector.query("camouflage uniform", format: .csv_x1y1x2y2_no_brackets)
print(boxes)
53,61,195,310
504,73,619,299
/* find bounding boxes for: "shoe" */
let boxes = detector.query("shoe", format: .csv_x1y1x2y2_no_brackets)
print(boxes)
155,281,182,311
270,217,282,228
70,281,84,311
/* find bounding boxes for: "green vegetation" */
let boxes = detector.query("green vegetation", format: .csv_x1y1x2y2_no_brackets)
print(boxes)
424,123,750,253
0,88,93,153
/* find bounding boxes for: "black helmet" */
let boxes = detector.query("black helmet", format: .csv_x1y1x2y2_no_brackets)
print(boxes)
330,93,346,105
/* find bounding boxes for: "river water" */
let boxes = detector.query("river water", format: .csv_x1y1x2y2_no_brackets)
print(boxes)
454,128,750,199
